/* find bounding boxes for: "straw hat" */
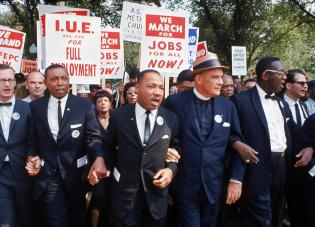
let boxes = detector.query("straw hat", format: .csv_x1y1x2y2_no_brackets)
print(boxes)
190,52,228,76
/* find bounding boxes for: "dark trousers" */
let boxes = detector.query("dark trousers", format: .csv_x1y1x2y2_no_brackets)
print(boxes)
175,186,220,227
39,172,87,227
0,163,32,227
241,152,286,227
113,186,164,227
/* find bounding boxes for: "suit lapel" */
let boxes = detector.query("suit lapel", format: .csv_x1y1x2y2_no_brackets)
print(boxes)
8,99,21,138
59,94,72,130
129,104,143,148
145,108,165,149
250,87,270,138
0,115,4,143
42,96,56,143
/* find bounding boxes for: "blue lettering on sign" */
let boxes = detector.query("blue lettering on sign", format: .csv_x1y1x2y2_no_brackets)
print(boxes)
188,28,198,46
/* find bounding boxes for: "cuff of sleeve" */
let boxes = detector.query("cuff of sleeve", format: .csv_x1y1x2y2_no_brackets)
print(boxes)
229,179,242,184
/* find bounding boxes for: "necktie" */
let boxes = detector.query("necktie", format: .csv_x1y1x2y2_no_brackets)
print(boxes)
143,110,151,145
58,100,62,127
0,102,12,106
295,103,302,128
265,94,277,100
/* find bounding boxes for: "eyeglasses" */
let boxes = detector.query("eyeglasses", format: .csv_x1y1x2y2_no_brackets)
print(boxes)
0,78,15,84
294,81,308,87
265,69,286,77
127,91,138,95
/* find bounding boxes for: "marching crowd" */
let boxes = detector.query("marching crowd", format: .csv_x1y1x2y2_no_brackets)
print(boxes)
0,52,315,227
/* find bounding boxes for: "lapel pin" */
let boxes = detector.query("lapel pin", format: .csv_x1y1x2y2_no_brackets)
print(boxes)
67,108,70,111
157,116,164,126
12,112,20,120
214,115,222,123
71,130,80,138
131,117,134,121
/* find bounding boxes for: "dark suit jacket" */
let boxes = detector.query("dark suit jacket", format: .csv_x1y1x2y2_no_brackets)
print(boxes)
30,94,103,199
163,89,244,205
104,104,179,220
0,99,34,191
231,87,292,201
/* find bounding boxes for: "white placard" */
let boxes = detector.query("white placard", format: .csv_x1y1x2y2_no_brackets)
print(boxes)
140,9,189,76
100,28,125,79
232,46,247,76
44,14,101,84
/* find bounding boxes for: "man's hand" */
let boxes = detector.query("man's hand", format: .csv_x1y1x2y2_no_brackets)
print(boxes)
87,157,110,186
153,168,173,189
166,148,180,163
25,156,41,176
232,141,259,164
295,147,313,167
226,181,242,205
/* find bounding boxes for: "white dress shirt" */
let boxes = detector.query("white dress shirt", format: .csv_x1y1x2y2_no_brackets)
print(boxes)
256,85,287,153
305,98,315,116
0,96,15,161
135,103,158,145
284,94,307,126
47,94,68,141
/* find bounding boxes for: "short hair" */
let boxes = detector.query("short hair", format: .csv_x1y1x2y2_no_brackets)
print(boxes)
0,64,14,73
177,70,194,83
243,78,256,85
255,56,281,79
44,64,68,78
93,89,113,104
286,69,307,83
129,68,140,79
123,82,136,102
137,69,160,83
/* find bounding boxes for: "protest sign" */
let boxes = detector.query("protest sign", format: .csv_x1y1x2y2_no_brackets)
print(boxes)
140,9,189,76
188,27,199,68
44,14,101,84
100,28,125,79
0,26,25,72
21,59,38,75
196,41,207,59
120,1,145,43
231,46,247,76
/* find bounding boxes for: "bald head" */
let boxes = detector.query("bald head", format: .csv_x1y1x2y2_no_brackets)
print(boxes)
25,71,45,100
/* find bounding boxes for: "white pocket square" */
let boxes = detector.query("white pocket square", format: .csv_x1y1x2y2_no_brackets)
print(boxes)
70,124,82,129
162,135,170,139
286,118,290,123
223,122,230,127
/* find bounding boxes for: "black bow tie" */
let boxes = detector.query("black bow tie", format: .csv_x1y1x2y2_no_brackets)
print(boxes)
265,94,277,100
0,102,12,106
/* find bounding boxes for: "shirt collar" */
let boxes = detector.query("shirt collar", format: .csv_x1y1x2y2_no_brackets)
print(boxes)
135,103,158,117
0,96,15,106
256,84,275,101
284,94,298,106
193,87,211,101
50,93,69,104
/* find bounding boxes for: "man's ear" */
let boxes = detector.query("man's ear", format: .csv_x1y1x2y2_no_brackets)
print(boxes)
261,71,268,82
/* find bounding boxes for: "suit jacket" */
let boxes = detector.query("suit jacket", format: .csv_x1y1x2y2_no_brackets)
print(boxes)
30,94,103,199
163,89,244,205
231,87,292,200
0,99,34,191
105,104,179,220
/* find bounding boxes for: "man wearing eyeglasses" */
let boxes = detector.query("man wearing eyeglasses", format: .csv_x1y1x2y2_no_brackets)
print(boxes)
0,64,34,227
231,57,292,227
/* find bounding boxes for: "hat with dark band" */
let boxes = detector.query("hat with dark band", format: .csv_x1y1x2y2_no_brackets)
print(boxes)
190,52,228,76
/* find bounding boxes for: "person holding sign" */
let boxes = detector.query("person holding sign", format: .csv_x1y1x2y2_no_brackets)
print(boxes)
25,64,107,227
163,52,257,227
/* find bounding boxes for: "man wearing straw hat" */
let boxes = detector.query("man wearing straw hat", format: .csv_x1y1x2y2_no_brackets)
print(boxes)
164,52,257,226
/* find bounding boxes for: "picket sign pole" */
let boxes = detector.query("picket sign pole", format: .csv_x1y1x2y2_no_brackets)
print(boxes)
164,75,169,98
102,79,106,89
72,84,77,95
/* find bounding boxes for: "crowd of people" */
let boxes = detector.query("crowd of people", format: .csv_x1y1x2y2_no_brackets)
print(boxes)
0,52,314,227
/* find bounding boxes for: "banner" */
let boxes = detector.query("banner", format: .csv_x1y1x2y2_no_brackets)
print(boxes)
120,1,145,43
100,28,125,79
231,46,247,76
21,59,38,75
196,41,207,59
0,26,25,72
188,27,199,68
140,9,189,76
44,14,101,84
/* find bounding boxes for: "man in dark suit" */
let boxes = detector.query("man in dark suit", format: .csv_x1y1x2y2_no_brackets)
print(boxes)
98,69,179,227
25,64,106,227
163,52,257,227
231,56,291,227
0,64,34,226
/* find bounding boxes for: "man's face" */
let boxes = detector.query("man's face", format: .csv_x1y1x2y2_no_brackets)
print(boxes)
233,77,241,92
265,60,286,93
26,72,45,98
286,73,308,99
242,81,256,91
136,72,164,110
221,76,234,98
177,81,194,92
195,68,224,97
45,67,70,99
0,68,16,102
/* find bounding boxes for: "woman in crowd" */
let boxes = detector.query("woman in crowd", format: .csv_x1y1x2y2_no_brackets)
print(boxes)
123,82,137,104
